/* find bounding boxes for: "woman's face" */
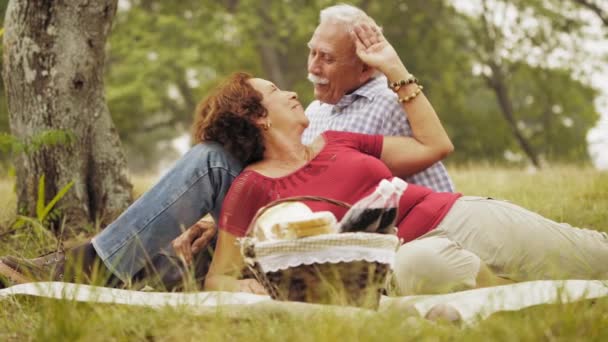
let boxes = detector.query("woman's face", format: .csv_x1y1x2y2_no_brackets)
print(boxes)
248,78,309,132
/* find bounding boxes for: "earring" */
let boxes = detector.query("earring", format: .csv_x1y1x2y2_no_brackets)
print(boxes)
262,121,272,131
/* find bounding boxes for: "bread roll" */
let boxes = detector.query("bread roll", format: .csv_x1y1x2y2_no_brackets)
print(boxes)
254,202,312,240
253,202,338,240
273,211,338,238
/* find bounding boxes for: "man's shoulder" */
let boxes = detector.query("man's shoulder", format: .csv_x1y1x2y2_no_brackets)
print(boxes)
372,84,400,100
354,78,400,109
305,100,324,115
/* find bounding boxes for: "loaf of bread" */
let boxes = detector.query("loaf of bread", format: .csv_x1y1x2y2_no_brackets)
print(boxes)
254,202,337,241
272,211,338,238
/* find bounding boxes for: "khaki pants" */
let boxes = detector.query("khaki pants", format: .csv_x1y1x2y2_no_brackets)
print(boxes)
394,197,608,295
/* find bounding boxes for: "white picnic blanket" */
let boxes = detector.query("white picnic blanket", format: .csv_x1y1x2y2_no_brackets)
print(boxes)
1,280,607,325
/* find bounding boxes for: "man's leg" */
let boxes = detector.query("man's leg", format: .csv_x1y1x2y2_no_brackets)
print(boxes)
92,142,242,283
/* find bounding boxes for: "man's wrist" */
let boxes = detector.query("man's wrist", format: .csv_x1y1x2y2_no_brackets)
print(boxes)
388,75,419,92
383,64,410,84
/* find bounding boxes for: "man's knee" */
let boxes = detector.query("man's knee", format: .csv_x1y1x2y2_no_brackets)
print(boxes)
182,142,243,178
393,237,481,295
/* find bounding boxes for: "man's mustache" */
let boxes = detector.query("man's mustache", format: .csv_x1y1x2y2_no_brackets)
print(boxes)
307,74,329,85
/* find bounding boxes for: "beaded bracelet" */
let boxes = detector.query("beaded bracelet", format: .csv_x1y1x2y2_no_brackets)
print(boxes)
398,85,424,103
388,75,418,92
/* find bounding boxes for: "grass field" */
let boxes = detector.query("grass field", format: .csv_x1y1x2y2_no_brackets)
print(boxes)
1,166,607,341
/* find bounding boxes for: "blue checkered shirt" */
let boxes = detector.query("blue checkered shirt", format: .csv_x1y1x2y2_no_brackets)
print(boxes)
302,76,455,192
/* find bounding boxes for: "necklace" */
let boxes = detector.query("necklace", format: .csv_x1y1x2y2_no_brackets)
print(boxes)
267,146,313,166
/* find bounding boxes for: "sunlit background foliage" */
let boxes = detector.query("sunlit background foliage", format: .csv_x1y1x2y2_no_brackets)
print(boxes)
1,0,606,172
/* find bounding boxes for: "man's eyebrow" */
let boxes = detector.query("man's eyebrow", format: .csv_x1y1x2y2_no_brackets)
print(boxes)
307,42,333,55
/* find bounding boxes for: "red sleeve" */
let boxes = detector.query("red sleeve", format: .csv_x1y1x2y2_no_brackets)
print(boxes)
219,171,273,237
321,130,383,158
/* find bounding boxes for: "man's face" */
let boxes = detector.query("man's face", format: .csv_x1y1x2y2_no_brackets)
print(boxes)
307,21,368,104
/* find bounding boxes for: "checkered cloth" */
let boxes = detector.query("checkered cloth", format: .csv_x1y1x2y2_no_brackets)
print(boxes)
240,233,400,273
302,76,455,192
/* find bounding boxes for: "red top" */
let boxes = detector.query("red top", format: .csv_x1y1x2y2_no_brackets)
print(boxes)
219,131,461,242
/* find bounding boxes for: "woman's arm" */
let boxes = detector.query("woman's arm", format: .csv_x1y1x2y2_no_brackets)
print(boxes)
204,171,269,294
352,24,454,178
204,229,267,294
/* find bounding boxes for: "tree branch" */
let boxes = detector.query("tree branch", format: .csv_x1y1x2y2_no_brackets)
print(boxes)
572,0,608,26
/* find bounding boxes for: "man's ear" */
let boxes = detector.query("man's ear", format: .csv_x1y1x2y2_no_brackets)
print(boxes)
359,63,376,83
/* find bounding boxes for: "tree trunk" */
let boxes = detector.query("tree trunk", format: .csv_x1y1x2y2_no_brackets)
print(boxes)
486,63,541,168
256,7,290,90
3,0,132,231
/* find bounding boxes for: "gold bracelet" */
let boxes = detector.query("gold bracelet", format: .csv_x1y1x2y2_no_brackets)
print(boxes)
388,75,418,92
398,85,424,103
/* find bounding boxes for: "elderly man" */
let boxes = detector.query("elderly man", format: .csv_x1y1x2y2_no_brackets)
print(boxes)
303,4,453,192
0,5,453,290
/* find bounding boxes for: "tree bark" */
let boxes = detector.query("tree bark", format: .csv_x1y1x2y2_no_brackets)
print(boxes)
474,1,540,168
3,0,132,231
485,63,541,168
256,6,290,90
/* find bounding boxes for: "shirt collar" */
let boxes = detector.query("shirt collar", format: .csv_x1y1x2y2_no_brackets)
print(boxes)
333,76,385,110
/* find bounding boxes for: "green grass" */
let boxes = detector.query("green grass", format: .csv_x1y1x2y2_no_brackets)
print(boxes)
1,165,607,341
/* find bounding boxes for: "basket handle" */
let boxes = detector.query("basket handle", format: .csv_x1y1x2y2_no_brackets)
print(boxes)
239,238,281,299
246,196,351,235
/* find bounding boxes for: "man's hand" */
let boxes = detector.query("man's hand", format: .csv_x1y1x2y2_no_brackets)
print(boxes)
172,219,217,266
237,278,268,295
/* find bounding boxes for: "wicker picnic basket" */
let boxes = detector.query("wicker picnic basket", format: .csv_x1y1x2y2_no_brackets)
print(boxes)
240,196,400,309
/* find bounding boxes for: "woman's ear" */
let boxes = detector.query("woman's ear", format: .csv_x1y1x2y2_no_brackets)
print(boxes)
254,116,266,126
260,120,272,131
254,116,272,131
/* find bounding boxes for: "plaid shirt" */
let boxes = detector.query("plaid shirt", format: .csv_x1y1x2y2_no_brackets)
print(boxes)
302,76,455,192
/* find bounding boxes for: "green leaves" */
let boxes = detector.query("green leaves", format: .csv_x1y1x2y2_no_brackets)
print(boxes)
0,128,76,236
11,175,74,242
0,130,75,156
35,175,74,224
0,0,604,167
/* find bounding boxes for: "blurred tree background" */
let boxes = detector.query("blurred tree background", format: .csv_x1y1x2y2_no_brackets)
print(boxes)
1,0,606,173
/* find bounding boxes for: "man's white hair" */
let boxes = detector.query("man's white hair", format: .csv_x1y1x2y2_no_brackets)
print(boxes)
319,4,381,33
319,4,382,77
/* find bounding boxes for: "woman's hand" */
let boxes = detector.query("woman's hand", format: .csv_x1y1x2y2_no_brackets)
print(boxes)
237,279,268,295
172,218,217,265
351,23,406,78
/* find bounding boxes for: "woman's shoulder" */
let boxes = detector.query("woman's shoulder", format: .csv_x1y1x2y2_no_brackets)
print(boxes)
243,161,275,177
321,130,379,146
225,169,271,201
320,130,355,146
321,130,373,139
321,130,345,140
236,167,265,181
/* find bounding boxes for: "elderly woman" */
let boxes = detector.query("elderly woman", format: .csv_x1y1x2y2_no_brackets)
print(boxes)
197,25,608,295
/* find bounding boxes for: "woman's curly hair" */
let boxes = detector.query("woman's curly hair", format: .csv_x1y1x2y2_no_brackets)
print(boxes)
191,72,267,164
